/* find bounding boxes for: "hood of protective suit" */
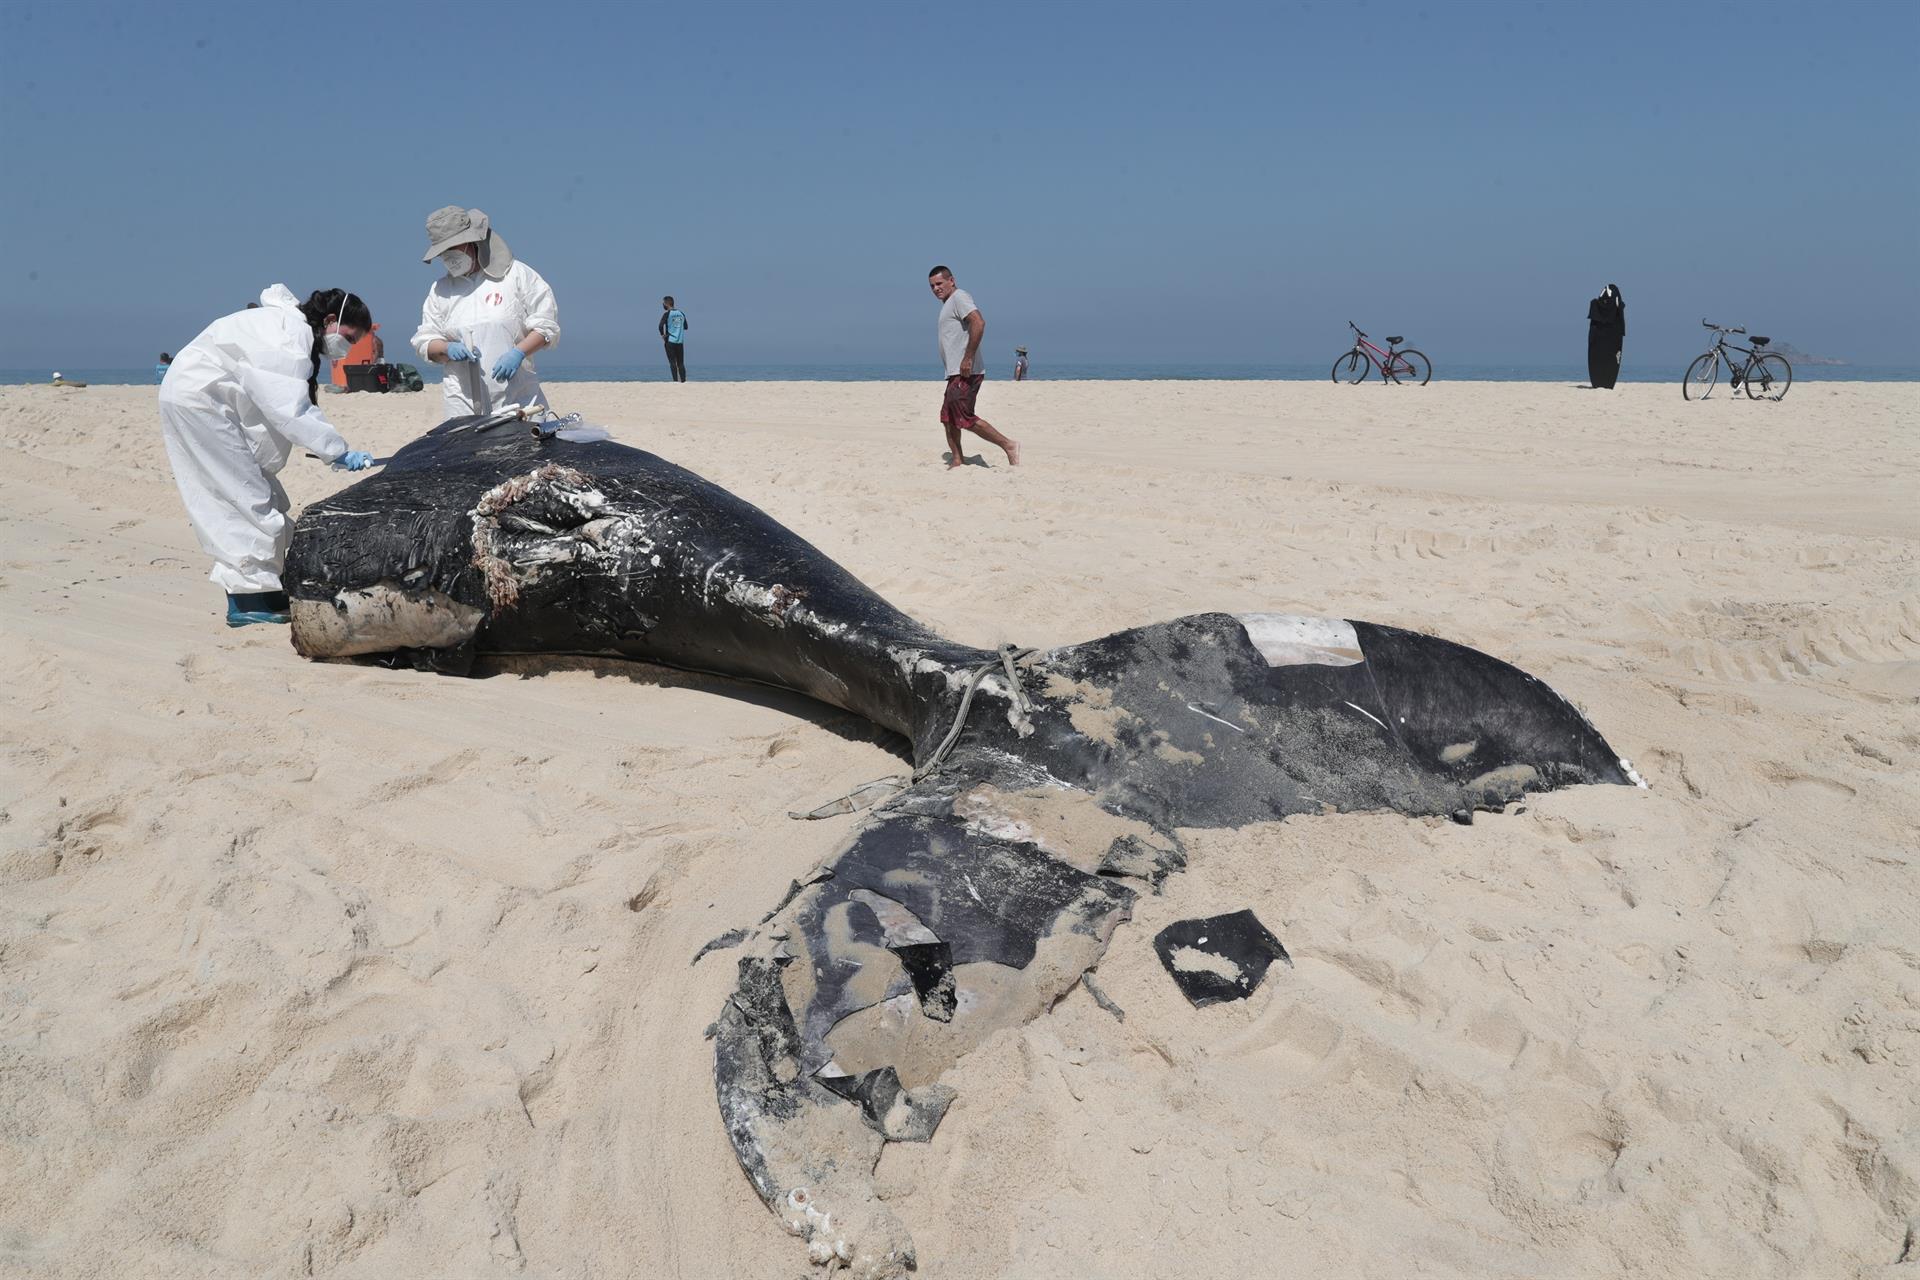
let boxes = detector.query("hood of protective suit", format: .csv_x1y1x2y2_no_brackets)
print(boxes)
258,283,300,311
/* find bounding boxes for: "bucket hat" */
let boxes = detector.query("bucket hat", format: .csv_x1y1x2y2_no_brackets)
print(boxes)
422,206,515,280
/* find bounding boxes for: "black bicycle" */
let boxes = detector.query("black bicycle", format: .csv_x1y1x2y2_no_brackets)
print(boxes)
1683,320,1792,401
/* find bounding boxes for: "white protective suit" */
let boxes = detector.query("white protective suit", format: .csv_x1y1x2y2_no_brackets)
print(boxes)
158,284,349,593
411,259,560,417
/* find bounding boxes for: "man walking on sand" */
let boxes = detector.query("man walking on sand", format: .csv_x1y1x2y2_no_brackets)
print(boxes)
928,265,1019,469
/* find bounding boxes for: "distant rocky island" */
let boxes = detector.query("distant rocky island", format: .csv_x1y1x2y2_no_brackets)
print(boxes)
1769,342,1847,367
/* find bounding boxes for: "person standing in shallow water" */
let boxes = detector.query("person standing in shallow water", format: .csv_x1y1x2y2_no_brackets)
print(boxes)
659,296,689,382
1587,283,1625,389
928,265,1019,470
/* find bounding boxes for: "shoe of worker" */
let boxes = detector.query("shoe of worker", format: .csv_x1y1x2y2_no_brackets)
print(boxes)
226,591,292,627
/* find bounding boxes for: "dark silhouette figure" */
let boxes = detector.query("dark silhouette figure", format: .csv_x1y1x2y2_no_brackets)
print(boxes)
1587,284,1625,389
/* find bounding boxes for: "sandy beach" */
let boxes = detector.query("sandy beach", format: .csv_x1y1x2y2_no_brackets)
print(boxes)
2,377,1915,1278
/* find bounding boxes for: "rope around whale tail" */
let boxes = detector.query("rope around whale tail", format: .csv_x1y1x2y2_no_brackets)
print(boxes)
787,644,1037,821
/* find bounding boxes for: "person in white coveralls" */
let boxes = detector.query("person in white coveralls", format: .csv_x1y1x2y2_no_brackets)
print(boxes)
412,206,560,417
157,285,377,627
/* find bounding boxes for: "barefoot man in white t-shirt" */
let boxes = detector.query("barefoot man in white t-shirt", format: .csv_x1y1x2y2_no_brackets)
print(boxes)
928,265,1020,470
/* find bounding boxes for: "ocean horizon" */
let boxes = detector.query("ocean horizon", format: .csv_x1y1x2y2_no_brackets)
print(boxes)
9,361,1916,388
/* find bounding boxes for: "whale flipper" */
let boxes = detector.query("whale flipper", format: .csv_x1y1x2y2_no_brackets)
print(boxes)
714,765,1134,1275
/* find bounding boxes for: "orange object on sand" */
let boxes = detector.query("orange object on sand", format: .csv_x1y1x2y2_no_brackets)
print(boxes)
330,323,383,386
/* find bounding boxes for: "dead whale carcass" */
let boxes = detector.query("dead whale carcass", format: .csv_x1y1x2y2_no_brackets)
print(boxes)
284,414,1643,1277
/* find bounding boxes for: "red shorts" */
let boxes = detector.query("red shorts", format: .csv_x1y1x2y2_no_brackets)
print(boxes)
939,374,984,430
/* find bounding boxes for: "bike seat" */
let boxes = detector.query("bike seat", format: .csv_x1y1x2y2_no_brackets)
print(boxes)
1385,336,1404,346
1750,336,1769,346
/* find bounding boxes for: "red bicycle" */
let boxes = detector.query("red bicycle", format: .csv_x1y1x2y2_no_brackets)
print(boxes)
1331,321,1432,385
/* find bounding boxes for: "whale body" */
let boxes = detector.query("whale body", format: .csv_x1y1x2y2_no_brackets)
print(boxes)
285,415,1640,1277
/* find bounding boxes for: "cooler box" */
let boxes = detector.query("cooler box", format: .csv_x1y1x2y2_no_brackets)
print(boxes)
344,364,392,393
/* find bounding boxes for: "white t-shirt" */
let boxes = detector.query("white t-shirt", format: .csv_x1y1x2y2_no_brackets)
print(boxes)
937,288,983,377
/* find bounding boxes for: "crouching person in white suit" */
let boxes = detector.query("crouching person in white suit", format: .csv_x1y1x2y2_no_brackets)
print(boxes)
158,284,377,627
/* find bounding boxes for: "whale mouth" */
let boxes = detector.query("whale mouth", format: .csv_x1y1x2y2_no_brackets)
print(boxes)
290,583,484,658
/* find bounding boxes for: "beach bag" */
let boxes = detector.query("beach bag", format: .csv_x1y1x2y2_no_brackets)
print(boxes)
345,362,424,393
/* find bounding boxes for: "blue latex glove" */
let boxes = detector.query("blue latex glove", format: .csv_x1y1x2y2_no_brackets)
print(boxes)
443,341,478,363
336,450,374,472
490,347,526,381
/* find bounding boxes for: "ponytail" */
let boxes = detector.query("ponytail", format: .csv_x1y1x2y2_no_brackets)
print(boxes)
298,288,373,403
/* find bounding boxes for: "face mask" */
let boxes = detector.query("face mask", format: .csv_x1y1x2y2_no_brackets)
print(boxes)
442,249,474,278
322,292,356,359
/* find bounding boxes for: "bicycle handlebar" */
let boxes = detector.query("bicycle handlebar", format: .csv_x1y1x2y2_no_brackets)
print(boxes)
1348,320,1365,338
1702,319,1747,335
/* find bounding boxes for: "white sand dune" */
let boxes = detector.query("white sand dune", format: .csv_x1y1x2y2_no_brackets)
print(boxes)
2,379,1915,1278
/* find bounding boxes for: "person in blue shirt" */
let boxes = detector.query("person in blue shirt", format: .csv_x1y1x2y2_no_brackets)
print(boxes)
155,352,172,384
659,296,689,382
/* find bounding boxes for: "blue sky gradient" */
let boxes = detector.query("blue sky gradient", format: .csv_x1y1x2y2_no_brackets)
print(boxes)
3,0,1915,371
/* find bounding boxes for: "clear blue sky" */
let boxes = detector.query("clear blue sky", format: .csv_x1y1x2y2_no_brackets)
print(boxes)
3,0,1915,371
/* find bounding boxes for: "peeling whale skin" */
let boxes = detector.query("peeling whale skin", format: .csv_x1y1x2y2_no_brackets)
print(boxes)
284,417,1640,1277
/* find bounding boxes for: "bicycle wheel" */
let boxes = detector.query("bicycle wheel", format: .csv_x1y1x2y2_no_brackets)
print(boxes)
1743,353,1792,401
1331,351,1369,384
1683,354,1719,400
1387,349,1432,385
